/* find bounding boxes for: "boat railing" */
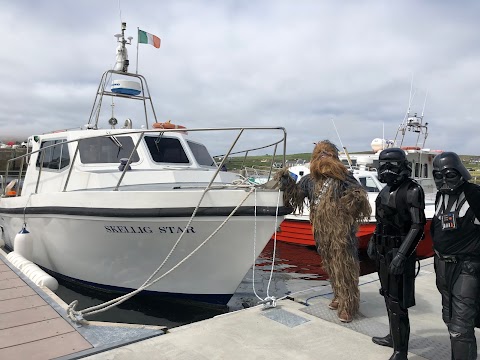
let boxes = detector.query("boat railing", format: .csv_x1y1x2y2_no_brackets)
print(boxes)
2,126,287,197
214,137,288,184
240,166,276,184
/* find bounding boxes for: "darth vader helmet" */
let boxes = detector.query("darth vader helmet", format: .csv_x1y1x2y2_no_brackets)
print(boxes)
432,152,471,193
377,148,411,186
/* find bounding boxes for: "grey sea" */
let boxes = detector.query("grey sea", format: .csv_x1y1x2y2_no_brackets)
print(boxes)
55,240,376,328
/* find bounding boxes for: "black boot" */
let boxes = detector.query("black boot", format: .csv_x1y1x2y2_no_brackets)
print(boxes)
450,331,477,360
388,300,409,360
373,298,393,347
389,350,407,360
372,333,393,347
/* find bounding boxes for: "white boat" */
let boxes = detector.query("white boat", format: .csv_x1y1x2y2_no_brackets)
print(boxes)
0,23,289,306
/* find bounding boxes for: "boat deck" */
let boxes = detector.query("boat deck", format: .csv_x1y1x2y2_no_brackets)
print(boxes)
0,252,165,360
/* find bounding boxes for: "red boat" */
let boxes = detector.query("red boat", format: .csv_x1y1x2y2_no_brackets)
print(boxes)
273,218,434,258
274,133,438,259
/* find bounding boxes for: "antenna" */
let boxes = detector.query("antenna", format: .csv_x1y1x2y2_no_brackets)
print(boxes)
394,73,414,144
118,0,123,24
382,122,385,150
113,22,132,72
395,79,429,148
331,119,352,169
421,90,428,117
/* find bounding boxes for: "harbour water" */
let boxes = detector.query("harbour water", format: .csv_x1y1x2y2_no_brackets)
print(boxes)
54,240,377,328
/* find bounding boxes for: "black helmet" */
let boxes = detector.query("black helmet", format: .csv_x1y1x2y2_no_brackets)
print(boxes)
377,148,411,186
432,152,470,193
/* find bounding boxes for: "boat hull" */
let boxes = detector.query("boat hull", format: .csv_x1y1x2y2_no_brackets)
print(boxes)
0,189,286,306
1,213,277,305
273,218,434,258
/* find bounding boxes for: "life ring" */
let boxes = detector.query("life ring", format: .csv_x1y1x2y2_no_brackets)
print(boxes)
401,146,421,150
152,120,187,134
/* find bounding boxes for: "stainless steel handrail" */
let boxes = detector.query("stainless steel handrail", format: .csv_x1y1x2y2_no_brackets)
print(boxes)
114,131,145,191
3,126,287,196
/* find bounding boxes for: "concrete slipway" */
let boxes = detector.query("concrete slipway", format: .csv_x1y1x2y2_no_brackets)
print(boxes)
82,258,480,360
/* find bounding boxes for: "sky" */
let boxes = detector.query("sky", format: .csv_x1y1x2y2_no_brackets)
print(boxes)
1,0,480,156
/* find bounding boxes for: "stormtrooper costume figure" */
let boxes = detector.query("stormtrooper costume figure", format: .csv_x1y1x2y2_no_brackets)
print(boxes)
368,148,426,360
431,152,480,360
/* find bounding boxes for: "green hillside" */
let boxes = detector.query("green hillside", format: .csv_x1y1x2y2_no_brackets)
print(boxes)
220,153,480,184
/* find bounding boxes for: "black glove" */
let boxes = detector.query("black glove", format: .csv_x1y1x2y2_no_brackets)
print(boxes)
367,237,377,260
389,252,406,275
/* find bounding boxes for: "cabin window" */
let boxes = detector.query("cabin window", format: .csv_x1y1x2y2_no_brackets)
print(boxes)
36,139,70,170
414,162,420,177
423,164,428,178
79,136,139,164
145,136,189,164
358,176,379,192
187,141,215,167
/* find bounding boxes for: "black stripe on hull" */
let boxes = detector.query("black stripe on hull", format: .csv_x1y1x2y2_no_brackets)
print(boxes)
0,206,292,217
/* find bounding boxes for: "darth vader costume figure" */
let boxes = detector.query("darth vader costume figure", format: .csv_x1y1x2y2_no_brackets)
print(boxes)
368,148,426,360
431,152,480,360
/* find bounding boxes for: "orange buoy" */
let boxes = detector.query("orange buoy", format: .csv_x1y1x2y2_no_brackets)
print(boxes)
152,120,187,133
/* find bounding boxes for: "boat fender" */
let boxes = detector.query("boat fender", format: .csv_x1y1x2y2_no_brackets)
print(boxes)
14,226,33,261
6,251,59,291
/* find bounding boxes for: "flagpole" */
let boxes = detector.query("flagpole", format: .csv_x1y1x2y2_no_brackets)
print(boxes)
136,27,139,74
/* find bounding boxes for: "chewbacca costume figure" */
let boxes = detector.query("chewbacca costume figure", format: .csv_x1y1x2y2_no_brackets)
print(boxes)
276,140,371,322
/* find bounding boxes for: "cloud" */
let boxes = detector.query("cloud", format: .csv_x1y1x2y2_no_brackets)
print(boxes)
1,1,479,155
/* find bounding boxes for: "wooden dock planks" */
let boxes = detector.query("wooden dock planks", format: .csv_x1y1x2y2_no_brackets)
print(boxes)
0,258,93,359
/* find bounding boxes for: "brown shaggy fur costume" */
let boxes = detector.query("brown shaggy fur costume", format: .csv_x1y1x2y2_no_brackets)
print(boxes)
276,140,371,318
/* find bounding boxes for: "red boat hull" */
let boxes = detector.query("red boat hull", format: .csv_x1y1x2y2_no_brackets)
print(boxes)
273,219,434,258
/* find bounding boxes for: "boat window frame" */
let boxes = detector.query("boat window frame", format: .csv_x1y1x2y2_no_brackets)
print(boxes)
35,138,70,171
144,135,192,165
357,175,381,193
187,140,216,168
414,162,420,178
78,136,140,165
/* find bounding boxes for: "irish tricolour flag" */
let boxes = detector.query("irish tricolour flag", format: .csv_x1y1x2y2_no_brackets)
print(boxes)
138,29,161,48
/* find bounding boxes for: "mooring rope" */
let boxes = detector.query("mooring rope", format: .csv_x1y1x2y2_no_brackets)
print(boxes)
67,186,256,324
251,187,282,309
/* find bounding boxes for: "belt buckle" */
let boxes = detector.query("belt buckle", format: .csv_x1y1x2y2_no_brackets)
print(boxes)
444,256,457,263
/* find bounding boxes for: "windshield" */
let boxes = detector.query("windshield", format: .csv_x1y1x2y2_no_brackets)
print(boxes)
187,140,215,167
145,136,189,164
79,136,139,164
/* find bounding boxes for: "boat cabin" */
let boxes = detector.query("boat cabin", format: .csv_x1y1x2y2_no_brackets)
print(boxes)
19,129,239,195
